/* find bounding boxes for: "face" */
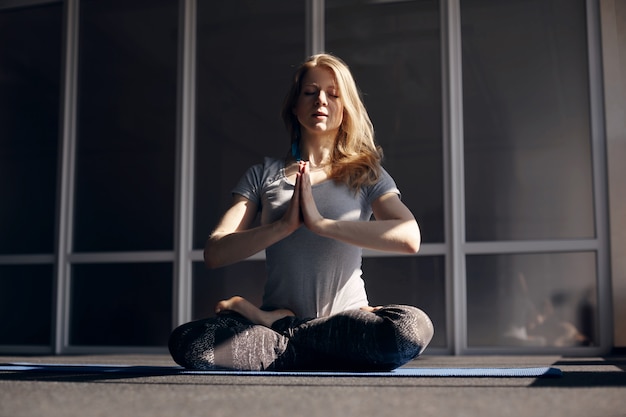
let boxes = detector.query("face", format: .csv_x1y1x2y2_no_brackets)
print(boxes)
293,66,344,139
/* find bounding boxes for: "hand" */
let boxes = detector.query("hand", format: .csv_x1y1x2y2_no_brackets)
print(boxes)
298,161,325,233
279,164,304,234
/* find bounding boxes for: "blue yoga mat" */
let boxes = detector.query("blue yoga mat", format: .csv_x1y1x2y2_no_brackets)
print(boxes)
0,362,562,378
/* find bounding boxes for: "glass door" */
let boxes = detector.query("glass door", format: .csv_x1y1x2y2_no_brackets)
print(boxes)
458,0,608,353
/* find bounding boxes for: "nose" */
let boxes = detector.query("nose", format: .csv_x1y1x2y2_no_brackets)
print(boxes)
315,90,328,106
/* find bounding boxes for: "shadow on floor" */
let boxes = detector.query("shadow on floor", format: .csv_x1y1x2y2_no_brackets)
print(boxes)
530,356,626,388
0,364,185,383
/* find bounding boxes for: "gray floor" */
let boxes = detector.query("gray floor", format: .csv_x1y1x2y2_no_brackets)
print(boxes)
0,353,624,417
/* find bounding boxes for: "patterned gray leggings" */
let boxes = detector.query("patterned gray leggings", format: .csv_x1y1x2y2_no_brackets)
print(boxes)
168,305,434,371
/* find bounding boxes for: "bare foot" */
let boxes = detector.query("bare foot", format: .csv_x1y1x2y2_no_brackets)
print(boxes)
216,296,294,328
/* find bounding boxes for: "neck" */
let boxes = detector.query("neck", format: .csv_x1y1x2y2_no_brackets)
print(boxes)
299,132,335,167
301,147,332,168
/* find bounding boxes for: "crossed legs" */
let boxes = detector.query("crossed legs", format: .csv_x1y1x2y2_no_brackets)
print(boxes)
169,297,434,371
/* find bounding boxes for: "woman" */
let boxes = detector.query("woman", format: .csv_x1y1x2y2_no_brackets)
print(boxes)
169,54,434,371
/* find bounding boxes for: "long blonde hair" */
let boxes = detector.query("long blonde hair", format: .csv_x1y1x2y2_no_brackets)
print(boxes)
281,54,383,191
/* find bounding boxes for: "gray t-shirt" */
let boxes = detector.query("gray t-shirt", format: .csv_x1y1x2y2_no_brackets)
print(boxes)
232,157,400,319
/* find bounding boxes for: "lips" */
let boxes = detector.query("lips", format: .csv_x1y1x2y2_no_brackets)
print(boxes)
313,111,328,118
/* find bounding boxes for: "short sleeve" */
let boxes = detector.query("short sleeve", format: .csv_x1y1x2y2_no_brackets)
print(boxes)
364,167,401,205
231,163,264,206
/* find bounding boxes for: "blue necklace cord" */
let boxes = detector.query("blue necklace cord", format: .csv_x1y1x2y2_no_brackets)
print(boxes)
291,142,301,161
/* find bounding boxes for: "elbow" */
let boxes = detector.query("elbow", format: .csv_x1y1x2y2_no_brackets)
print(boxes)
407,241,420,254
404,238,420,254
203,242,221,269
203,248,217,269
404,221,421,254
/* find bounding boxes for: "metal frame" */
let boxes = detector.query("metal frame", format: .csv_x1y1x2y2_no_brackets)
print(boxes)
0,0,612,356
0,0,59,11
438,0,611,356
305,0,325,57
54,0,79,354
173,0,197,330
441,0,466,355
586,0,613,353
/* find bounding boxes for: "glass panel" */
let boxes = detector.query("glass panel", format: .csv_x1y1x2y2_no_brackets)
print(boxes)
192,260,266,321
70,263,172,346
461,0,594,241
363,256,446,348
0,265,54,345
466,252,597,348
0,4,62,254
326,0,444,243
193,1,305,249
74,0,178,252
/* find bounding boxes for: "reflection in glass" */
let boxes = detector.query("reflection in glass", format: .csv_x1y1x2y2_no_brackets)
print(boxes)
193,2,305,249
70,263,172,346
0,4,62,254
326,0,444,243
74,0,178,252
461,0,594,241
467,252,597,348
363,256,446,348
0,265,54,345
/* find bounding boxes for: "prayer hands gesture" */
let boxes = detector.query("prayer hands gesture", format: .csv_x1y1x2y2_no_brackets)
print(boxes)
205,160,420,269
281,161,325,235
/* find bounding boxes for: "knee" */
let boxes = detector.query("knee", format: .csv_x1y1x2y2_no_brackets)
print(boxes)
168,320,216,369
379,305,434,363
168,322,194,368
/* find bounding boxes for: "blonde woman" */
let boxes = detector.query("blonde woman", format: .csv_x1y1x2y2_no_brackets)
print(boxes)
169,54,433,371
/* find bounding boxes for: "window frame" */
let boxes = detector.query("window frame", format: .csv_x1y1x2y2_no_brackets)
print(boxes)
0,0,610,356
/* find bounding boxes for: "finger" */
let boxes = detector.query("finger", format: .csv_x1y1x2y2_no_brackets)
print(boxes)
300,162,311,190
292,172,303,223
293,172,301,198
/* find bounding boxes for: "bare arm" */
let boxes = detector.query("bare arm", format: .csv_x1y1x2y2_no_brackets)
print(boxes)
204,178,303,268
299,163,421,254
206,162,420,269
306,193,421,254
